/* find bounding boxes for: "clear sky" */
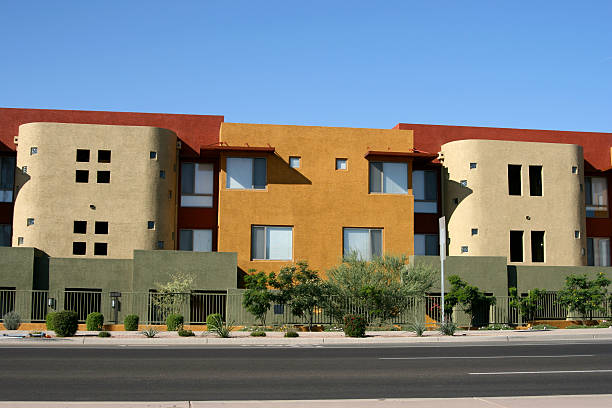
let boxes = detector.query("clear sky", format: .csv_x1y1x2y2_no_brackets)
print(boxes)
1,1,611,132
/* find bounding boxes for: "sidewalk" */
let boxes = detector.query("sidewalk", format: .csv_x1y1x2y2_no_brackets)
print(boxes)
1,327,611,346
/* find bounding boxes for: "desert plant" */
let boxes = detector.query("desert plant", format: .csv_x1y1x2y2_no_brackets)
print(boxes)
98,331,111,337
141,327,159,338
242,271,272,327
54,310,79,337
151,271,194,319
343,314,366,337
509,287,545,322
250,330,266,337
405,317,427,337
206,313,232,338
445,275,495,327
2,311,21,330
178,328,195,337
166,314,184,331
530,324,558,330
45,312,56,330
284,330,299,337
86,312,104,331
557,273,611,322
438,319,457,336
123,314,139,331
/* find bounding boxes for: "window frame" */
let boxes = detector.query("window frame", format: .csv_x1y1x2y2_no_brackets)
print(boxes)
179,228,213,252
181,162,215,207
342,227,383,260
369,161,409,195
585,176,608,218
226,157,267,190
251,225,293,261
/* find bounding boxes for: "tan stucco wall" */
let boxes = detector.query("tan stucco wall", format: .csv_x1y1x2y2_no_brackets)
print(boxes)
441,139,585,266
217,123,415,274
13,123,178,258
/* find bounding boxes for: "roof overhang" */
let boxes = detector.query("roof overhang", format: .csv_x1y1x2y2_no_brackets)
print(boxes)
200,144,275,154
365,150,437,162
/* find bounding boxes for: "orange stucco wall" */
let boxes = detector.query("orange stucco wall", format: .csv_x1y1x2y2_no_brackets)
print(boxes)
217,123,415,275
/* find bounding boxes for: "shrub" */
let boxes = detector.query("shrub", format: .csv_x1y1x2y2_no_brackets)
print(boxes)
558,273,611,322
45,312,56,330
405,319,427,337
343,314,366,338
250,330,266,337
206,313,232,338
54,311,79,337
2,311,21,330
284,330,299,337
86,312,104,331
242,271,272,326
530,324,558,330
166,314,184,331
438,320,457,336
124,314,139,331
141,327,159,338
98,331,111,338
178,329,195,337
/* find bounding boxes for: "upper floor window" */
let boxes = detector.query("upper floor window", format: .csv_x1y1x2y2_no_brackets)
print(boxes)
343,227,382,260
226,157,266,190
251,225,292,260
369,162,408,194
531,231,545,262
414,233,439,256
413,170,437,213
508,165,522,196
0,224,11,247
76,149,90,162
98,150,111,163
336,158,347,170
181,162,214,207
587,237,610,266
585,176,608,218
289,156,301,169
179,229,213,252
0,156,15,203
529,166,542,196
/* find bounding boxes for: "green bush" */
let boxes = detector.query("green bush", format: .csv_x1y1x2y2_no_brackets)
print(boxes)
284,330,299,337
343,314,366,337
141,327,159,338
98,331,111,338
123,314,139,331
45,312,56,331
530,324,558,330
54,311,79,337
438,320,457,336
405,319,427,337
250,330,266,337
166,314,184,331
178,329,195,337
206,313,232,338
86,312,104,331
2,311,21,330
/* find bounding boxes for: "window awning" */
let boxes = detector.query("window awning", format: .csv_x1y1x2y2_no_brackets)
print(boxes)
201,144,275,153
364,150,437,162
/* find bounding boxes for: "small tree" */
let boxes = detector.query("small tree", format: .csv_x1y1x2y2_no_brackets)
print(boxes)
509,287,545,322
557,273,611,322
269,261,324,331
242,270,272,327
152,271,194,319
445,275,495,327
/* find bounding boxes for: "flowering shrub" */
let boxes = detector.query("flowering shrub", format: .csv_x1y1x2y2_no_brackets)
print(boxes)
343,314,366,337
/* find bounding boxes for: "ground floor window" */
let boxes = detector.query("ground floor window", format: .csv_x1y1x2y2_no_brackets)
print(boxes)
0,224,10,247
414,234,439,256
587,237,610,266
179,229,213,252
343,228,382,260
251,226,293,260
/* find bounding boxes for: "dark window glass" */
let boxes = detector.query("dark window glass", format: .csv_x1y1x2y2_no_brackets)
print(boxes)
253,158,267,189
251,226,265,259
179,229,193,251
97,171,110,183
508,165,522,195
73,242,86,255
510,231,523,262
94,243,107,256
0,224,11,247
370,229,383,258
75,170,89,183
181,163,195,194
0,156,16,190
95,221,108,234
529,166,542,196
424,170,438,201
76,149,90,162
98,150,111,163
587,238,594,266
425,234,439,255
585,177,593,205
73,221,87,234
531,231,545,262
369,162,383,193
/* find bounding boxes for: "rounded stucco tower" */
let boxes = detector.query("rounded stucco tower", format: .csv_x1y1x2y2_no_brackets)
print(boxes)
440,139,586,266
13,122,178,258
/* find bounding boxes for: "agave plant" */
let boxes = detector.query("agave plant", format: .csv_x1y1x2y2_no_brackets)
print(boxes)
141,327,159,338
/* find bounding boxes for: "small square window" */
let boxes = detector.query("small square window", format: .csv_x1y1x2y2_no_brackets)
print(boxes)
98,150,111,163
471,228,478,236
160,170,166,179
572,166,578,174
94,242,107,256
157,241,164,249
73,242,86,255
95,221,108,234
76,170,89,183
97,171,110,183
289,156,301,168
147,221,155,230
30,147,38,155
73,221,87,234
460,180,468,187
22,166,27,174
470,162,477,169
17,237,24,245
27,218,34,226
76,149,90,162
461,246,469,253
453,198,459,205
150,151,157,160
336,158,347,170
574,230,580,239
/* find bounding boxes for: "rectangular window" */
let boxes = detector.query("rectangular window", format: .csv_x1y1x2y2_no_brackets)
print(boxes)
508,165,522,195
251,226,293,260
150,151,157,160
336,158,347,170
0,224,11,247
73,242,86,255
226,157,266,190
369,162,408,194
413,170,438,213
289,157,301,168
76,149,90,162
531,231,545,262
95,221,108,234
75,170,89,183
157,241,164,249
94,243,107,256
27,218,34,226
30,147,38,155
97,171,110,183
74,221,87,234
179,229,213,252
0,156,15,203
529,166,542,196
510,230,524,262
343,228,383,260
585,176,608,217
587,237,610,266
147,221,155,230
414,234,439,255
97,150,111,163
181,162,214,207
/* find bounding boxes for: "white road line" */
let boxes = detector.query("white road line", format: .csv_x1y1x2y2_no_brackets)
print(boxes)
380,354,593,360
470,369,612,375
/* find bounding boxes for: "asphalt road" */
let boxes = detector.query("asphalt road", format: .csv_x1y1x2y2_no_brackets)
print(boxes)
1,341,612,401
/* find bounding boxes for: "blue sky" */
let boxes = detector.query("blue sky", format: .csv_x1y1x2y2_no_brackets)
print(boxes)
1,1,611,132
